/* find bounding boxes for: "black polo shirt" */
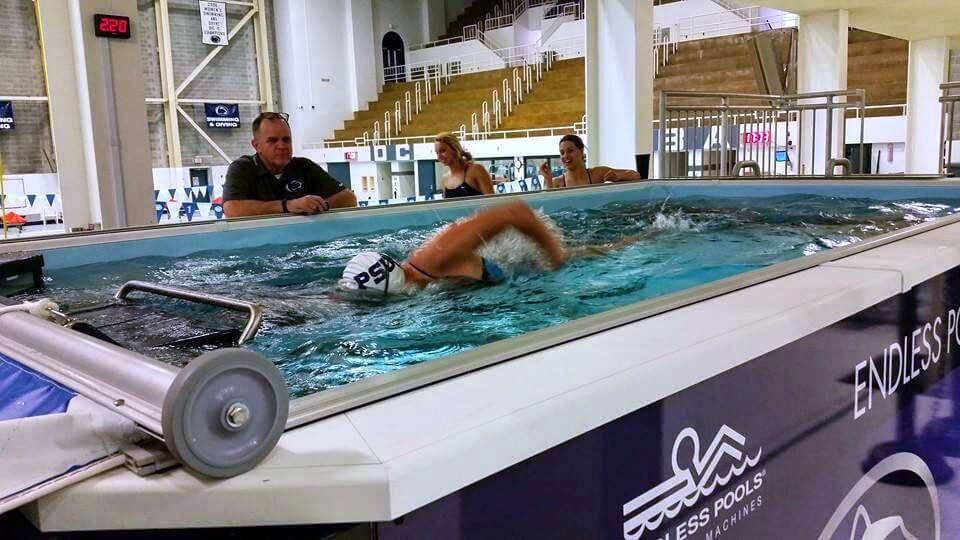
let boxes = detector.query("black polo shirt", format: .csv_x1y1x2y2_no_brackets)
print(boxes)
223,155,346,202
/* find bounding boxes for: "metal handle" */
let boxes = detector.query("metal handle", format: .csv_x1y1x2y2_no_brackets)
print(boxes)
731,160,761,176
115,280,263,345
826,157,851,177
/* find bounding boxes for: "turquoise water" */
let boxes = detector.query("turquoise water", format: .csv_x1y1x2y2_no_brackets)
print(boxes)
36,194,960,397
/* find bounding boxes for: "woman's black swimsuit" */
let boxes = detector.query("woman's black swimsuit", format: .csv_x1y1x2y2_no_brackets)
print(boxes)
443,181,484,198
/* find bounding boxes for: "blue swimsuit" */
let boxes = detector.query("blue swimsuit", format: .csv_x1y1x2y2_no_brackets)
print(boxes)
409,258,505,284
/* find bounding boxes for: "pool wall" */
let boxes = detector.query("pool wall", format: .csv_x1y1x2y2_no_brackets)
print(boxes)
19,180,960,534
5,179,960,270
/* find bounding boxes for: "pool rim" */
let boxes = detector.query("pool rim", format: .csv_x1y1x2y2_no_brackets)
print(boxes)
3,176,960,430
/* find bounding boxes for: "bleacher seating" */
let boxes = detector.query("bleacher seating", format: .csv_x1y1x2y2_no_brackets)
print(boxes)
327,26,911,144
495,58,585,131
653,29,793,115
332,81,419,142
440,0,503,41
847,29,908,115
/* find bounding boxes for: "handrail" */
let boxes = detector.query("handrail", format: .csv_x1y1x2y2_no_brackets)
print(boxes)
675,5,798,42
825,158,851,177
731,160,761,176
115,280,264,345
313,123,579,149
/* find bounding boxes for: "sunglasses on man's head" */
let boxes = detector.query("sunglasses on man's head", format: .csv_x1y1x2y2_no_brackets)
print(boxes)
257,112,289,123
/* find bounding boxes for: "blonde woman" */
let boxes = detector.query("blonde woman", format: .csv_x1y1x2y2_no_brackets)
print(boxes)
435,132,494,198
539,134,643,189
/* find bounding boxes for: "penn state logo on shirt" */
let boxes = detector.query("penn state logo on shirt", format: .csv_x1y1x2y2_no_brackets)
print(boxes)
285,178,305,193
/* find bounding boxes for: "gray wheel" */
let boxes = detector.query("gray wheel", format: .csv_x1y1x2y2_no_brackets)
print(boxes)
162,348,289,478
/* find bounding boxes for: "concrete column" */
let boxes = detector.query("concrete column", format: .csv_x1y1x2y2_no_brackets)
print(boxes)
37,0,154,230
797,10,848,175
586,0,653,174
36,0,96,231
905,37,950,174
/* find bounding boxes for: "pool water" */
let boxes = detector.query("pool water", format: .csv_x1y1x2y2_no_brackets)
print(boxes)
37,194,960,398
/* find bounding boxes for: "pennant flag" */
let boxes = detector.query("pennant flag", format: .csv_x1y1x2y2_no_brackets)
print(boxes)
183,188,193,201
46,194,56,207
154,190,160,202
155,203,165,223
27,194,37,207
166,200,182,222
197,202,211,217
168,188,177,200
406,196,416,203
532,178,542,190
199,186,208,197
496,184,506,194
518,180,528,192
358,201,369,207
212,204,224,219
379,199,389,206
184,203,196,222
425,193,434,200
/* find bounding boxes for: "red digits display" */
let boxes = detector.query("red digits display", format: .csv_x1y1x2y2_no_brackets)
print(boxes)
94,14,131,39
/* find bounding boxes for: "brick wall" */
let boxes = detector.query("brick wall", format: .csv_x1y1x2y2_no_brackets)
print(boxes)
0,0,56,175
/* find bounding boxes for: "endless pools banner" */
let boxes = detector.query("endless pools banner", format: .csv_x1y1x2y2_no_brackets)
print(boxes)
379,268,960,539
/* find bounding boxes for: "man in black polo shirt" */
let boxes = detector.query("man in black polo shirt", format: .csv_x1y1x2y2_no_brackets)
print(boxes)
223,112,357,217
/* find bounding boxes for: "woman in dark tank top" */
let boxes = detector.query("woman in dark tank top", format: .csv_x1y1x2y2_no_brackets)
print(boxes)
540,134,644,189
435,132,494,199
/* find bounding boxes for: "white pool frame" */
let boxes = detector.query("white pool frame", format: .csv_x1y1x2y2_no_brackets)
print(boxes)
7,178,960,531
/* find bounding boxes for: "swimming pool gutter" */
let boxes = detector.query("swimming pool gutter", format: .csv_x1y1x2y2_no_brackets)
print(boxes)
285,202,960,428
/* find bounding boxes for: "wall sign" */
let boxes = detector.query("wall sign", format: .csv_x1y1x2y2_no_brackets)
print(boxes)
0,102,13,131
199,1,228,46
344,151,358,161
204,103,239,128
93,14,131,39
742,131,772,145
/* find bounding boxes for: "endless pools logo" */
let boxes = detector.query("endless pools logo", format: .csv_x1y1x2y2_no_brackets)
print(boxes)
819,453,940,540
622,425,762,540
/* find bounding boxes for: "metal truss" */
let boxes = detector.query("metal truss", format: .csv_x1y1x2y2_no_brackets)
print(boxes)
152,0,274,166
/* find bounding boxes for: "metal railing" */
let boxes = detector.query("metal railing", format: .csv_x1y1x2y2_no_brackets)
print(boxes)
386,34,583,84
940,82,960,175
676,6,799,42
314,122,579,149
657,89,866,178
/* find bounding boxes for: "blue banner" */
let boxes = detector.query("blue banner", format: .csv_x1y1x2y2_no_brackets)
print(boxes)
204,103,240,129
378,268,960,539
0,101,13,131
0,353,75,421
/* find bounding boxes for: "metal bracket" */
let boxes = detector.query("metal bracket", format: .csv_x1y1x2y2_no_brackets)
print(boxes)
115,280,263,345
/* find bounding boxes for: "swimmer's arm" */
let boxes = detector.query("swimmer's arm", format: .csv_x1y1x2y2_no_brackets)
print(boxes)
591,166,644,182
412,202,568,272
568,233,649,258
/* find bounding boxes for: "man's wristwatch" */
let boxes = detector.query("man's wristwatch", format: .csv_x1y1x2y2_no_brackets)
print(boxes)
281,199,289,213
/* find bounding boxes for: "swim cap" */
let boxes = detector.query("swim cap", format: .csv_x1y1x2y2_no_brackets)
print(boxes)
339,252,406,296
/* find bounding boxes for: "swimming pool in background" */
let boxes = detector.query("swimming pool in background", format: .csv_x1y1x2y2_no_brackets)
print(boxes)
30,185,960,398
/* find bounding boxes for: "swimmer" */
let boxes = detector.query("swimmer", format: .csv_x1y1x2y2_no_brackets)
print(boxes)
435,132,495,198
540,134,644,189
339,201,566,296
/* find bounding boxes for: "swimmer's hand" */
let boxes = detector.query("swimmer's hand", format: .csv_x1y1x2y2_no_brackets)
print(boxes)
287,195,329,214
546,247,569,270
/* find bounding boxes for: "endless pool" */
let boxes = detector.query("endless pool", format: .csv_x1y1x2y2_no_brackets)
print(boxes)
3,178,960,538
